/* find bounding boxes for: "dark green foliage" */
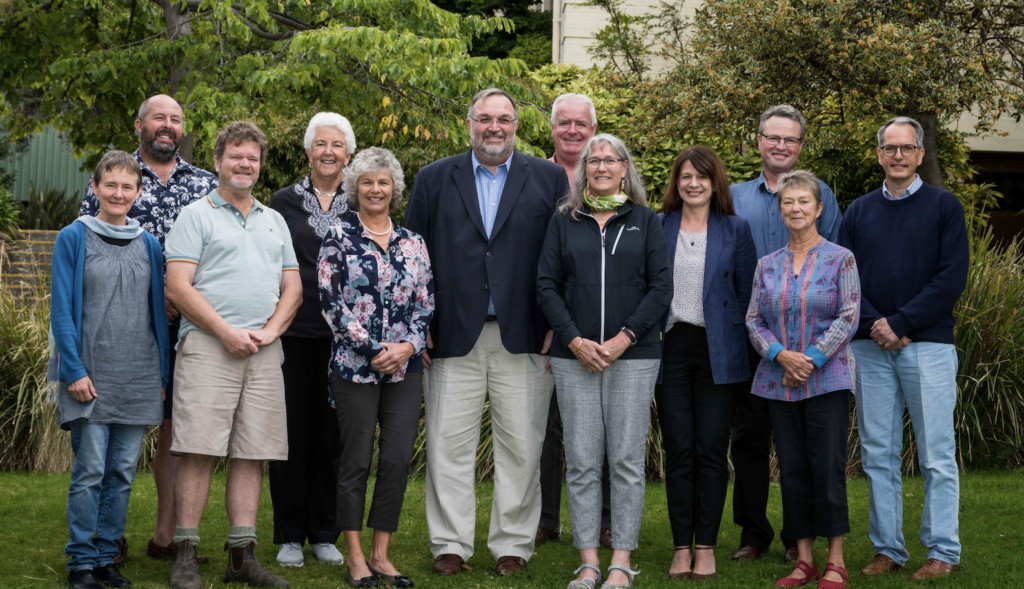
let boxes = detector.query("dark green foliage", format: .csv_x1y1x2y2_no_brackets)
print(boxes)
18,184,80,231
0,186,19,239
434,0,553,66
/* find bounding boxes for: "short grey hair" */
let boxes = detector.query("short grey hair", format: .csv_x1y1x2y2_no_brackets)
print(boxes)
343,147,406,212
467,88,517,120
551,93,597,126
304,112,357,154
877,116,924,148
560,134,646,219
758,105,806,140
776,170,822,208
93,150,143,188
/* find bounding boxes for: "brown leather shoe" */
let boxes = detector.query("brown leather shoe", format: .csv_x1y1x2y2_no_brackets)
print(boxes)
147,538,210,565
860,553,902,576
783,546,800,564
731,545,762,561
909,558,959,580
223,541,290,587
599,527,613,550
535,526,560,547
113,537,127,567
169,540,202,589
432,554,465,575
495,555,527,576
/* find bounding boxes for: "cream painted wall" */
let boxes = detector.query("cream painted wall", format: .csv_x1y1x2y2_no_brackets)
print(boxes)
552,0,1024,152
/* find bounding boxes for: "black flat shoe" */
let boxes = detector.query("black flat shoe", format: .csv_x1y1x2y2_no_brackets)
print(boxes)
369,562,415,588
346,566,379,588
92,563,133,587
66,570,103,589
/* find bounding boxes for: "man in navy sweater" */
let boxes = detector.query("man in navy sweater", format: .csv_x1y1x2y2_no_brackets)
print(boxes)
838,117,968,581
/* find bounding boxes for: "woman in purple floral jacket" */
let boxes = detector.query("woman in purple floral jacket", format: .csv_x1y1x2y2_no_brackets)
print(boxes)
318,147,434,588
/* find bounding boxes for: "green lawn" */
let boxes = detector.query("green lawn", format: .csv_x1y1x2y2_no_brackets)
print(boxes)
1,470,1022,588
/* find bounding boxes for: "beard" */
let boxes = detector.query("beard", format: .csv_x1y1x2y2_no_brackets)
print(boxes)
140,126,180,163
471,130,515,161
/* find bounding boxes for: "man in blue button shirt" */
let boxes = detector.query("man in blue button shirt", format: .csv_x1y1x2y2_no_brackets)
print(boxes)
729,105,842,565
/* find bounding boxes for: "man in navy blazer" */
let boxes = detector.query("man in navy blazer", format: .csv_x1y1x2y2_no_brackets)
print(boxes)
404,88,569,577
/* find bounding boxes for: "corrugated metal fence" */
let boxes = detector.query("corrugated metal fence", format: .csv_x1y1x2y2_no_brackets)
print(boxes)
1,127,94,201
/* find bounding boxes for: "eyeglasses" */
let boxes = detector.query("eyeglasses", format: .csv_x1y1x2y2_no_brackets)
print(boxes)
879,144,920,157
584,157,625,167
469,116,517,127
759,134,802,148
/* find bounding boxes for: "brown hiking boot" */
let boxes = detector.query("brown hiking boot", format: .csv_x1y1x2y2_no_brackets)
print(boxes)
223,541,290,587
169,540,202,589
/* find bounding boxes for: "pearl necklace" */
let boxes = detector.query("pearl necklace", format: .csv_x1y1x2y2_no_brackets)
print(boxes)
312,186,337,199
359,214,393,236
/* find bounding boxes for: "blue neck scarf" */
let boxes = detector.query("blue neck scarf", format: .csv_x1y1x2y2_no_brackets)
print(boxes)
75,215,144,239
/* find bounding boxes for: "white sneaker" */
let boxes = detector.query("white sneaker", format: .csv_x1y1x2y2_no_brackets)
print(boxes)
311,543,345,565
276,542,304,567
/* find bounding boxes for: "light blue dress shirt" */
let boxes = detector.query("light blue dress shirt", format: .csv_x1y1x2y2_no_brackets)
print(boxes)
882,174,923,200
731,171,843,259
471,150,514,316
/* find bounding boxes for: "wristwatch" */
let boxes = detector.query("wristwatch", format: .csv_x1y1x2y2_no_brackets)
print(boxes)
621,327,638,346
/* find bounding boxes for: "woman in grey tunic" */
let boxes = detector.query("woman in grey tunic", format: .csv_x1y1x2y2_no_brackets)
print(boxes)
51,150,170,589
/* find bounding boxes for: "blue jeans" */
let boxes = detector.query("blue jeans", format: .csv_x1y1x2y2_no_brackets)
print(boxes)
66,419,147,571
851,340,961,566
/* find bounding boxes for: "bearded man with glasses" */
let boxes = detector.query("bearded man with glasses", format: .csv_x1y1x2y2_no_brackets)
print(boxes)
728,105,843,566
838,116,968,581
404,87,570,578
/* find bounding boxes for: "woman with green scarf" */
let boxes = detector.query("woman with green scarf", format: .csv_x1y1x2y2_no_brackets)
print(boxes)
537,134,672,589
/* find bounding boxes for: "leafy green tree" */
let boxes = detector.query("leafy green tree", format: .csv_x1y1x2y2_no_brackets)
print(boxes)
0,0,552,183
631,0,1024,189
433,0,553,68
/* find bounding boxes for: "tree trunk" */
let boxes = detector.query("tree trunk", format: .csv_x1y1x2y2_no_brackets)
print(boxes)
155,0,194,162
913,111,946,190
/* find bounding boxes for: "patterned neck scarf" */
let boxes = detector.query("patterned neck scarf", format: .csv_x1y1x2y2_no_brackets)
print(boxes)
584,187,628,212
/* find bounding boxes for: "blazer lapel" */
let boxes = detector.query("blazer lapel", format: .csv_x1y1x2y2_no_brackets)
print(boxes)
453,152,488,241
703,212,726,301
489,152,527,242
663,208,681,262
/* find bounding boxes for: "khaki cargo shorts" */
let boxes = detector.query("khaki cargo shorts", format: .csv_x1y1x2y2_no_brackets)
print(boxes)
170,330,288,460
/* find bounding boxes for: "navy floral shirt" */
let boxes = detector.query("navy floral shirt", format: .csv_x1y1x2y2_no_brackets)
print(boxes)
318,212,435,384
80,151,218,250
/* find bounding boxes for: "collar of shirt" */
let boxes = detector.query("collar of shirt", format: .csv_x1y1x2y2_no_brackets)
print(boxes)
882,174,922,200
131,150,200,181
755,170,775,195
471,149,514,175
207,189,264,212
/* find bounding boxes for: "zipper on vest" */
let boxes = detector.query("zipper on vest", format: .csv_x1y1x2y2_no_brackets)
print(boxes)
581,211,608,344
611,225,625,256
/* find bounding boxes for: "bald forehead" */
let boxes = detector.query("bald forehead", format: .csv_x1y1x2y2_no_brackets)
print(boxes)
139,95,182,121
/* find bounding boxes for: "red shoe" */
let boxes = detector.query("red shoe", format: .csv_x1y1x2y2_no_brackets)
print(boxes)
818,563,849,589
775,560,820,587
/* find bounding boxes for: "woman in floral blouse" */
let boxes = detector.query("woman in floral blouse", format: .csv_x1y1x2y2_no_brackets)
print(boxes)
268,112,354,569
745,170,859,589
318,146,433,589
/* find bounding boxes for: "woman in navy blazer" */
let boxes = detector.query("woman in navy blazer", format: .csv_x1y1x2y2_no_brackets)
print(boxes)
656,145,757,581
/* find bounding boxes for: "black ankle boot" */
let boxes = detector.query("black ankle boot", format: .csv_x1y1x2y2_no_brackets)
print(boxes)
92,563,133,587
66,569,103,589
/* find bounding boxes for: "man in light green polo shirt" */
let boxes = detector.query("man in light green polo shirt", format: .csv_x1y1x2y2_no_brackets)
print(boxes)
164,121,301,589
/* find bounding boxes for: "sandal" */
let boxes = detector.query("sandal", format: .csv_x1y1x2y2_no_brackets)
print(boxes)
817,563,849,589
601,564,640,589
691,546,716,583
668,546,692,580
568,563,602,589
775,560,820,588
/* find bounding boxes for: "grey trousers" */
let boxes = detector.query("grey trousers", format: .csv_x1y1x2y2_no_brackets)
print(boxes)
551,357,660,551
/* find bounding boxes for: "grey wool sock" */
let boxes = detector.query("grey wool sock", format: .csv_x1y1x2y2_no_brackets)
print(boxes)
227,526,257,548
173,527,200,546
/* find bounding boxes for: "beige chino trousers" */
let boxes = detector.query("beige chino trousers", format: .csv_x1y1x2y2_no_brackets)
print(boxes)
424,322,554,562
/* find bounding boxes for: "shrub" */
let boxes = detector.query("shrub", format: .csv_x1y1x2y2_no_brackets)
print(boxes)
18,184,80,231
0,186,19,240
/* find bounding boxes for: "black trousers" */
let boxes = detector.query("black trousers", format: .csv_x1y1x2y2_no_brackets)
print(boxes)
333,373,421,533
269,337,341,545
539,393,611,532
658,323,736,547
768,391,851,540
731,343,796,551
